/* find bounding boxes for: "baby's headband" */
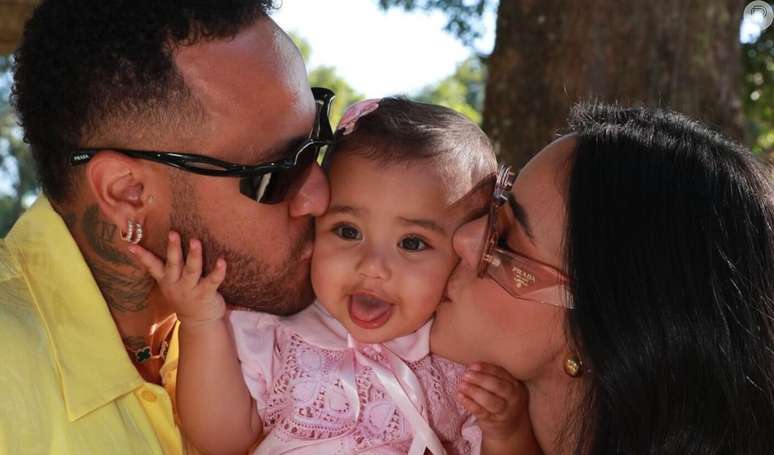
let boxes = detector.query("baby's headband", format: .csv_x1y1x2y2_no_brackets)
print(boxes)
337,98,380,136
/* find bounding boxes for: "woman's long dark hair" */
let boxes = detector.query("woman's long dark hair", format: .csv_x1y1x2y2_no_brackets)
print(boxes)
563,103,774,455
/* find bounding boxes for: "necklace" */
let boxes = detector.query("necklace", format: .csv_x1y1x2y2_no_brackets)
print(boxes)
123,314,177,364
126,339,170,363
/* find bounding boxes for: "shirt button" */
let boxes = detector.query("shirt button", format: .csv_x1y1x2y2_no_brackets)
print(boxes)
141,390,158,403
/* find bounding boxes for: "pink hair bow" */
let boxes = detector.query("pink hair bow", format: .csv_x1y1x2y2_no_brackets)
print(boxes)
337,99,380,136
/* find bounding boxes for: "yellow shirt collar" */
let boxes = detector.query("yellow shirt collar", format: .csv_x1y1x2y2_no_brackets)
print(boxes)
6,197,147,421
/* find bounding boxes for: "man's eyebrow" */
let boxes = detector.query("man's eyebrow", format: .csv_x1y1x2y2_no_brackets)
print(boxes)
397,217,447,235
507,193,536,243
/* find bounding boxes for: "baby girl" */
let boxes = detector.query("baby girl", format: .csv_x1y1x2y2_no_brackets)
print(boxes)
132,98,539,454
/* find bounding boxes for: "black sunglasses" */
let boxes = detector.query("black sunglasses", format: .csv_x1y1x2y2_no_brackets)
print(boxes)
70,87,336,204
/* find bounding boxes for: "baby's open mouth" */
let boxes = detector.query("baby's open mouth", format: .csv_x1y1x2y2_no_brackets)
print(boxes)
348,293,394,329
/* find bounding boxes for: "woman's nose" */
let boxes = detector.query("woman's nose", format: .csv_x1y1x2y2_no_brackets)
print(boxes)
356,247,392,281
453,216,487,269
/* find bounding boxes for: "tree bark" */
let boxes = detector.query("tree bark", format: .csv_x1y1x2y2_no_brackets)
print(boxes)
0,0,38,54
483,0,745,168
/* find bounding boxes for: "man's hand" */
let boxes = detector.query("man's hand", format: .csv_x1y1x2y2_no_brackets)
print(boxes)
129,231,227,326
458,362,542,455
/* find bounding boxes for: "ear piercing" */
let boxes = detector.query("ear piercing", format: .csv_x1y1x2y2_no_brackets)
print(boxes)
120,220,143,245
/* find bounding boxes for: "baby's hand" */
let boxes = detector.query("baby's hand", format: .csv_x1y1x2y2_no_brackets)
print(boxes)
458,363,541,454
129,231,227,326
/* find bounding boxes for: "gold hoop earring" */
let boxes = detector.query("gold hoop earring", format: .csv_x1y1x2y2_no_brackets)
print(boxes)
564,354,584,378
120,220,143,245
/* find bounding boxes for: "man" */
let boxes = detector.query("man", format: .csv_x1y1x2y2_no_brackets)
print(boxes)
1,1,331,453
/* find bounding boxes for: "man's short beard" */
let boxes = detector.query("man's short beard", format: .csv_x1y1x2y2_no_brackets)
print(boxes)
170,177,314,315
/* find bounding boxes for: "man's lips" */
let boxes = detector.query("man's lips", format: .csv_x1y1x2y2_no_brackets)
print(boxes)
296,222,315,262
300,243,314,261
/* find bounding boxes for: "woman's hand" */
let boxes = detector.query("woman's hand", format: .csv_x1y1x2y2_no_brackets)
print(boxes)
458,362,542,454
129,231,227,326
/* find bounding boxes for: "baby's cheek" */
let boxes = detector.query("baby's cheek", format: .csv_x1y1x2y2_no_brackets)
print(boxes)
310,241,340,300
404,258,456,307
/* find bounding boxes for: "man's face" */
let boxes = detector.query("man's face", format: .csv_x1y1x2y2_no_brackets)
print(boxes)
167,17,328,315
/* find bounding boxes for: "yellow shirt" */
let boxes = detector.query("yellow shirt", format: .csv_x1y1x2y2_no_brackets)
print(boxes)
0,197,185,454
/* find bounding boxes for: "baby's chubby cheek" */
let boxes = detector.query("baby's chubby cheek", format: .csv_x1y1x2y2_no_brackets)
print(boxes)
309,226,333,299
308,225,356,311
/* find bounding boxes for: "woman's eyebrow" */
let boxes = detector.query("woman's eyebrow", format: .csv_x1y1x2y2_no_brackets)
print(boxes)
507,193,535,243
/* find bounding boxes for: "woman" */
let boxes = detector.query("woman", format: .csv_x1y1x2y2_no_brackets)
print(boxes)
431,103,774,455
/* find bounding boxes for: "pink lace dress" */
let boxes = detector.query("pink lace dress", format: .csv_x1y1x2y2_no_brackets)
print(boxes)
228,303,481,455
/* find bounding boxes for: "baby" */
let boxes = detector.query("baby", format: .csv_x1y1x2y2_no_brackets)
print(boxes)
132,98,538,454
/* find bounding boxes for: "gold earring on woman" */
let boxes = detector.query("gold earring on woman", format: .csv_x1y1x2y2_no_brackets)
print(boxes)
564,354,584,378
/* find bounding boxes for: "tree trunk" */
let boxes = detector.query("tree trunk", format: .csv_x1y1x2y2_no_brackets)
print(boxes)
483,0,744,168
0,0,38,54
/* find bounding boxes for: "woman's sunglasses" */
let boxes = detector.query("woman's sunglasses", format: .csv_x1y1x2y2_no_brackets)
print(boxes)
70,87,336,204
478,165,573,308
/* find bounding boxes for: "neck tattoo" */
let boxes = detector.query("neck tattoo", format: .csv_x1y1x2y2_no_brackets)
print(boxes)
80,205,153,312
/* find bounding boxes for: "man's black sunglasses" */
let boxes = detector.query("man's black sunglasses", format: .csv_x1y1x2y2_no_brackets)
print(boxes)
70,87,335,204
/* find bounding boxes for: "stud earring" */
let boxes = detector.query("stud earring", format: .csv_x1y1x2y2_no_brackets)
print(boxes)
120,220,143,245
563,354,584,378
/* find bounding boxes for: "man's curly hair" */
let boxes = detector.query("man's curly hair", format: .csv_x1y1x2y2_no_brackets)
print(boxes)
12,0,274,202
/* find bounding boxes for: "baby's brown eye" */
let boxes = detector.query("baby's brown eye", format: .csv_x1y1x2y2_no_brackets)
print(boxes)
399,236,428,252
334,225,361,241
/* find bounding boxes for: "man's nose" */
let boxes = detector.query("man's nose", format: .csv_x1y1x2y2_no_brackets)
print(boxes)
453,216,487,269
288,163,330,218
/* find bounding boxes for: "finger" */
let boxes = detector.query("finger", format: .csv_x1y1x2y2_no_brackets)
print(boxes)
458,381,508,417
463,369,522,402
468,362,517,383
180,239,204,287
128,244,166,280
200,258,227,295
457,391,492,420
165,231,183,281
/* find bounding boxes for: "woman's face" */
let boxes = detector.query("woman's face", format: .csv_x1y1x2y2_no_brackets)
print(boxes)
430,136,576,381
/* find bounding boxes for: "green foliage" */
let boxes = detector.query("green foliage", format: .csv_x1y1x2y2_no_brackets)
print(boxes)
287,32,364,127
376,0,490,47
292,32,312,63
307,66,364,127
743,27,774,156
415,56,485,124
0,54,37,237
